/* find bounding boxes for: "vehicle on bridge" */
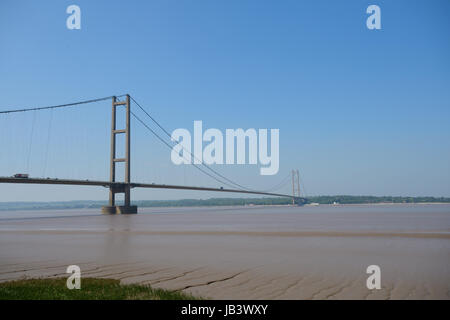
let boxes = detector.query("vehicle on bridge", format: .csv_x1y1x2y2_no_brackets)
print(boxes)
13,173,29,179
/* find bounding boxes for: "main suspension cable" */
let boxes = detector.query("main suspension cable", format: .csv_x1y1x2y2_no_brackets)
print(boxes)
130,96,254,191
130,110,248,190
0,95,127,114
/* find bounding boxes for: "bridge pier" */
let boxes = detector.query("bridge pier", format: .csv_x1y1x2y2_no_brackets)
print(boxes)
101,95,138,214
102,184,137,214
101,205,137,214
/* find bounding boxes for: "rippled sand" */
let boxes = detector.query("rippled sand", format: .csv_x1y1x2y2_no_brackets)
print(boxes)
1,204,449,299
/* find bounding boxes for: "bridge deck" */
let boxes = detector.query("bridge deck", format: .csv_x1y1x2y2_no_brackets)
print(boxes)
0,177,301,200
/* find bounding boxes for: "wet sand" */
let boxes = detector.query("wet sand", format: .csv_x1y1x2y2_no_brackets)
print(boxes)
1,204,449,299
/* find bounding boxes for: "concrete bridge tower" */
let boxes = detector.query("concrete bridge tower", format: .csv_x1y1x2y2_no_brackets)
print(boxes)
101,95,138,214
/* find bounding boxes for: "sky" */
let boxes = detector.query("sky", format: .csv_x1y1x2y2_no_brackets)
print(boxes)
0,0,449,201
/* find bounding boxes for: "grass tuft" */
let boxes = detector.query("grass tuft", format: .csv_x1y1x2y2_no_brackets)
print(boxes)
0,278,200,300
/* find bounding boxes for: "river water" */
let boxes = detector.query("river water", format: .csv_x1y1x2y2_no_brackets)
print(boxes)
0,204,449,299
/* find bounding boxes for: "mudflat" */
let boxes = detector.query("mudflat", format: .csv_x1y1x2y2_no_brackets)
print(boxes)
1,204,449,299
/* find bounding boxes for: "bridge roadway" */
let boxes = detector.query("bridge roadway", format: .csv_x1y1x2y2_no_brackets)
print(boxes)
0,177,301,201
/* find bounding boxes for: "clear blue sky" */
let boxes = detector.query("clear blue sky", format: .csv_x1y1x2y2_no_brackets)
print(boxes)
0,0,449,201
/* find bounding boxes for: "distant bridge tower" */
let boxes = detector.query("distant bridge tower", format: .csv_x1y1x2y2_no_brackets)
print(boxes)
101,95,138,214
291,169,301,205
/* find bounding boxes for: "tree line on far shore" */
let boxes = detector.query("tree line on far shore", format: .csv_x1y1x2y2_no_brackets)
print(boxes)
1,196,449,211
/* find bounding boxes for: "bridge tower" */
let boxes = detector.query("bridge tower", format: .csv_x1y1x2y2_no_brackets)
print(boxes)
291,169,301,205
101,95,138,214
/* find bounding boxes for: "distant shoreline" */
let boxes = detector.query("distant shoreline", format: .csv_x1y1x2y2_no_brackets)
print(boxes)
0,196,449,211
313,202,450,206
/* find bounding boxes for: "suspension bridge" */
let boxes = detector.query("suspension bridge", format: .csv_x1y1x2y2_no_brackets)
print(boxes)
0,94,306,214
